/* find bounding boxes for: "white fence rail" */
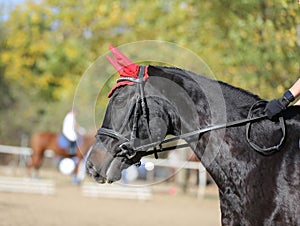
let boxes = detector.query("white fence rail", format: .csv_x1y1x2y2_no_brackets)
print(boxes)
0,145,56,195
142,157,207,197
82,183,152,200
0,144,207,198
0,176,55,195
0,145,32,155
0,145,32,168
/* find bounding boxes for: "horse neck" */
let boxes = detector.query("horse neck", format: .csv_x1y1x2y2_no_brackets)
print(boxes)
148,66,262,132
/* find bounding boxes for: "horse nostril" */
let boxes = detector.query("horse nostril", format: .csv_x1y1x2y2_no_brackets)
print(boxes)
86,160,97,175
86,160,94,170
86,160,107,183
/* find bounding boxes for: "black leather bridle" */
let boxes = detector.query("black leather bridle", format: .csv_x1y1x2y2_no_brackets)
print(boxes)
97,66,287,165
97,66,154,165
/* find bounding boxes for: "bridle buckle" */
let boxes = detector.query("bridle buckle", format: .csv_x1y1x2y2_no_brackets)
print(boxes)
115,142,142,166
116,142,136,159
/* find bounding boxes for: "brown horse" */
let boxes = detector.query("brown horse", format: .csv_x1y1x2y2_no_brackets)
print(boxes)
28,131,95,183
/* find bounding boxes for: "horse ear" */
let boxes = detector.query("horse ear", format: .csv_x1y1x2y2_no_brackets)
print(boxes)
106,45,139,78
106,45,149,98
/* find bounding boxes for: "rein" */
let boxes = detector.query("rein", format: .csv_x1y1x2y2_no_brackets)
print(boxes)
97,67,286,164
134,101,286,159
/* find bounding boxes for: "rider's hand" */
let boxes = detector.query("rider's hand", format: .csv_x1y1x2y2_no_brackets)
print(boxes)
264,90,295,120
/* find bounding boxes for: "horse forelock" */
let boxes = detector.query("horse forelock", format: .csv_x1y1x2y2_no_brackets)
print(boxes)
107,66,149,98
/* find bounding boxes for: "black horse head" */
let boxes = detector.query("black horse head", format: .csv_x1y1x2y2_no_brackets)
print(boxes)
87,66,187,183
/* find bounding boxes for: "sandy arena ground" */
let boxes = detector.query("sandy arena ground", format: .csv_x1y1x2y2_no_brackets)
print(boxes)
0,168,221,226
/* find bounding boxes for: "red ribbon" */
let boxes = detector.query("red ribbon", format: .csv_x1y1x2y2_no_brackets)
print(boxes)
106,45,148,97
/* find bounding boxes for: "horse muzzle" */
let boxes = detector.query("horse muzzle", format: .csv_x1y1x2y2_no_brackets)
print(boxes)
86,159,107,183
85,141,115,183
86,142,137,183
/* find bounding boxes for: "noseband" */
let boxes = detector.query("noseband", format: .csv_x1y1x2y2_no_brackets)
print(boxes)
97,66,287,164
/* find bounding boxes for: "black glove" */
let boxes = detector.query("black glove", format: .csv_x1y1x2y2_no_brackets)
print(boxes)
264,90,295,120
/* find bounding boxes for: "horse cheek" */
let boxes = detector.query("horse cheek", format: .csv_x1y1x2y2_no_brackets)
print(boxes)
149,117,168,141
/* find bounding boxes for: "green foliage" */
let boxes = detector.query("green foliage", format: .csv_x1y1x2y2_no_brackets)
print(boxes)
0,0,299,144
210,0,300,97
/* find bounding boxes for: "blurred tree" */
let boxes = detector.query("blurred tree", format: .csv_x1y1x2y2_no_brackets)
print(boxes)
204,0,300,97
0,18,14,110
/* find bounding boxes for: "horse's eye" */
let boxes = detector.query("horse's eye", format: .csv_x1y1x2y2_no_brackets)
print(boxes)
114,97,127,108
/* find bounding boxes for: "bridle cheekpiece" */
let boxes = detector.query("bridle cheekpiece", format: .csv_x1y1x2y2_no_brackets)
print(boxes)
97,46,152,165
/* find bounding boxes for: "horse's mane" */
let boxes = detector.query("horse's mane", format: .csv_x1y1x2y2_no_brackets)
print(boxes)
148,65,262,101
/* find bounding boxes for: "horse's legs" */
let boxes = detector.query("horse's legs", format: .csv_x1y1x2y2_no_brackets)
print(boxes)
27,150,43,178
72,148,87,184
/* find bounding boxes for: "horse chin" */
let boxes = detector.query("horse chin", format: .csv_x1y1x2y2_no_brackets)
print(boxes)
93,174,107,184
86,142,135,183
106,158,131,183
86,149,131,183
